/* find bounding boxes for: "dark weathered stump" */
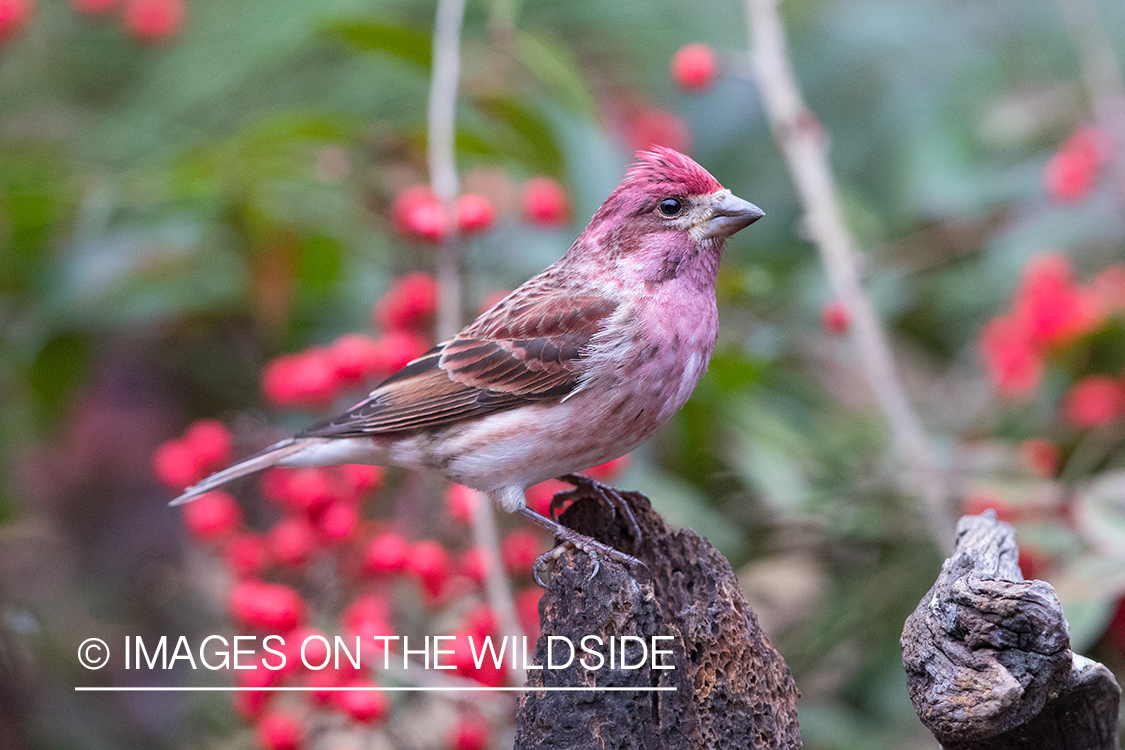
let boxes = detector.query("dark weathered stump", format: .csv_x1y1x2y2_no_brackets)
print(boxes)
901,511,1120,750
514,489,801,750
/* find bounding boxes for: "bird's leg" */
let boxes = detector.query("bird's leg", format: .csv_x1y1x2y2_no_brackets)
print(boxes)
517,507,646,587
557,473,643,549
547,487,583,522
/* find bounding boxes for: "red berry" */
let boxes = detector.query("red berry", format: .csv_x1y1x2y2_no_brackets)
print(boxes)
224,533,270,578
500,531,542,575
584,454,630,481
377,330,430,372
255,712,304,750
361,532,410,576
1044,125,1112,203
450,631,506,687
522,177,570,227
183,418,233,469
979,313,1043,398
821,300,850,334
407,539,452,597
123,0,183,43
339,464,384,495
671,43,718,92
152,438,205,490
1013,253,1097,346
72,0,115,14
335,679,388,724
515,587,542,640
342,594,391,633
626,109,692,154
0,0,32,43
229,580,306,632
318,503,360,544
182,491,242,543
268,517,318,567
524,478,569,516
262,350,338,407
446,484,479,524
1062,375,1125,428
456,193,496,234
262,468,338,514
326,334,383,383
447,716,490,750
374,272,438,333
391,186,447,241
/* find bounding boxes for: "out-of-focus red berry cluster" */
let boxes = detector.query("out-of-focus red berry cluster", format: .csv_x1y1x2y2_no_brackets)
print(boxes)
153,414,630,747
979,251,1125,412
969,251,1125,606
261,272,437,409
390,177,571,243
0,0,185,45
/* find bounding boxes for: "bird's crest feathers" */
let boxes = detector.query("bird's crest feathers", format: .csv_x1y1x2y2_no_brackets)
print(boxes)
624,146,723,197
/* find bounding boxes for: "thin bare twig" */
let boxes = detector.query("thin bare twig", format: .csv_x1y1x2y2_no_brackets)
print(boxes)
427,0,467,341
425,0,526,682
744,0,955,548
470,493,528,687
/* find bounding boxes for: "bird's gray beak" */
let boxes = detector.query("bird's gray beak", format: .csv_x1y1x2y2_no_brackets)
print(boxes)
702,191,765,239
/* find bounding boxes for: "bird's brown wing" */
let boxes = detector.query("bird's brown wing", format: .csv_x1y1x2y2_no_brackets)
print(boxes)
299,291,618,438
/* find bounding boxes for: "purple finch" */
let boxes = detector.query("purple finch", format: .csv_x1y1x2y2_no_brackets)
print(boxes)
172,147,762,566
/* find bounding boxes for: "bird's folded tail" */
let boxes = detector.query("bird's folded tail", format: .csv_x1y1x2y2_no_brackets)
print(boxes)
169,438,308,506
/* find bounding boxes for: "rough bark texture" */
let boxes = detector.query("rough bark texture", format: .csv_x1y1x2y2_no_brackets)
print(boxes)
902,511,1120,750
514,489,801,750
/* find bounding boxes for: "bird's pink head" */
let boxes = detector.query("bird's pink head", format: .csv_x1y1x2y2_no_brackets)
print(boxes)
623,146,724,197
570,147,764,282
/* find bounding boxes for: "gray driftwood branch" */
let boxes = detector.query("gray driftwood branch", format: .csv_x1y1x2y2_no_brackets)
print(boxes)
901,511,1120,749
515,489,801,749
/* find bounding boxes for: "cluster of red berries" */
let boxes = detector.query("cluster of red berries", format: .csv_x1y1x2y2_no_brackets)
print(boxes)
968,253,1125,592
153,418,630,748
1043,125,1114,204
391,177,571,242
979,252,1125,409
262,273,436,409
0,0,185,46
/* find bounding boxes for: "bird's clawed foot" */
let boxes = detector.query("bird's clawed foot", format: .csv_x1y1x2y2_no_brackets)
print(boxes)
518,507,646,587
555,473,643,550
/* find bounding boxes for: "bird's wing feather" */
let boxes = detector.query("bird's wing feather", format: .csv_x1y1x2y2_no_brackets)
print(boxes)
300,291,617,438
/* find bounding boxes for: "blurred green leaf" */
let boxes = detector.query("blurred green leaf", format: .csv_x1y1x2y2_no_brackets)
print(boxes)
513,31,596,116
29,333,90,423
466,95,564,175
325,20,433,69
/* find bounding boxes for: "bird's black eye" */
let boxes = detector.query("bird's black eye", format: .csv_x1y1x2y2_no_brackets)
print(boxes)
658,197,683,217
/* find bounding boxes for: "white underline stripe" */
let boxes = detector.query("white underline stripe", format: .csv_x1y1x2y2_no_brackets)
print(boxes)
75,686,676,692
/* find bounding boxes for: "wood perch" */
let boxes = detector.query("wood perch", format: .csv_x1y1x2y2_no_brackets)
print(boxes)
901,511,1120,750
514,488,801,750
